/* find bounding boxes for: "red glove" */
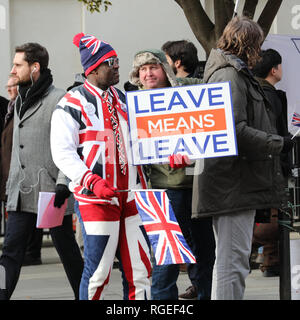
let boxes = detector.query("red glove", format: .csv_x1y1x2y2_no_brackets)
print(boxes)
168,154,191,169
87,174,117,200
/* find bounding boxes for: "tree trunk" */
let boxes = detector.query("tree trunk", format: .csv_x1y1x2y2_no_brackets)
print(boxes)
175,0,283,56
79,0,284,57
174,0,215,55
243,0,259,19
258,0,283,37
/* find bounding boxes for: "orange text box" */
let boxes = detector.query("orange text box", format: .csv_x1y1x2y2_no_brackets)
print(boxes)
136,108,227,138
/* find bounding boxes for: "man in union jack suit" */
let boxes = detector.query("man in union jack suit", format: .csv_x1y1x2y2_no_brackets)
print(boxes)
50,33,151,300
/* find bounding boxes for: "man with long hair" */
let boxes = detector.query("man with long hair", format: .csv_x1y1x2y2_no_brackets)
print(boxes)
192,16,293,300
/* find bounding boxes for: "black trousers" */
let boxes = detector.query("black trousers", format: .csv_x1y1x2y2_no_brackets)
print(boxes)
188,217,216,299
0,211,84,300
25,227,43,259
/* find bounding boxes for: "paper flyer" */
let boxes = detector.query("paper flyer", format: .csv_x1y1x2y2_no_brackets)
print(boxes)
36,192,67,228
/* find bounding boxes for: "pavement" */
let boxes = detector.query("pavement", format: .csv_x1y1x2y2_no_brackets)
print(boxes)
6,236,280,301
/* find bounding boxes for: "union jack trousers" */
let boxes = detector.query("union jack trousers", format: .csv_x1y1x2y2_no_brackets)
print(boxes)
50,80,151,300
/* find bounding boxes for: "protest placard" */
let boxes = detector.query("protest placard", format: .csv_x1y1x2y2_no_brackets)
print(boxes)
126,82,237,165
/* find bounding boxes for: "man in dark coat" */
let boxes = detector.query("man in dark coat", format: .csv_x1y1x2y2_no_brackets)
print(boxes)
0,91,9,233
0,96,8,136
0,76,18,202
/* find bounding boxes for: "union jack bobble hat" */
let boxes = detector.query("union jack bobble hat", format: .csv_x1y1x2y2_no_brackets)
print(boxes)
73,33,117,76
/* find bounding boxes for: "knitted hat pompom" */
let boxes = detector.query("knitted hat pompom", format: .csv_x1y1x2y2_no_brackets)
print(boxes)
73,33,85,48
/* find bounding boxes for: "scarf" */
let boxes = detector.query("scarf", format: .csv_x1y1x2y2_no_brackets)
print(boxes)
16,68,53,119
102,90,127,175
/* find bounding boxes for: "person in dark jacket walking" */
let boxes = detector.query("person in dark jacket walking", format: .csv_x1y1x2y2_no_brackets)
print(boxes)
192,16,293,300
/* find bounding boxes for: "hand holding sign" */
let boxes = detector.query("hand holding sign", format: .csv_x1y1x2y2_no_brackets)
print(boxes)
169,154,191,169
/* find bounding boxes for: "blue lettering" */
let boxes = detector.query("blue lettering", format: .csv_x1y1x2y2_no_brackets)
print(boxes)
174,138,192,155
155,139,169,159
139,142,154,160
192,135,210,153
213,134,229,152
208,87,224,106
168,91,188,110
134,95,148,114
187,89,205,108
150,93,166,112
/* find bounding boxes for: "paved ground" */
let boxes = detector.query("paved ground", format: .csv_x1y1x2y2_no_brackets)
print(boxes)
8,238,280,301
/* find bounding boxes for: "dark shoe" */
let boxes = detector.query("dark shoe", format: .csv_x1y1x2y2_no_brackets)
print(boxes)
22,256,42,266
179,285,197,300
262,268,279,277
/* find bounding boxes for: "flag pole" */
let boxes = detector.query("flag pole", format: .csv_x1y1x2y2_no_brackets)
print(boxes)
115,189,167,193
232,0,240,18
292,127,300,140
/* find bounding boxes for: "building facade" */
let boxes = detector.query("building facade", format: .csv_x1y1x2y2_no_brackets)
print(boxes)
0,0,299,97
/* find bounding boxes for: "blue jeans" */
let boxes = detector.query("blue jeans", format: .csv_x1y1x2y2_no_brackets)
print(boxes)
151,190,216,300
151,189,192,300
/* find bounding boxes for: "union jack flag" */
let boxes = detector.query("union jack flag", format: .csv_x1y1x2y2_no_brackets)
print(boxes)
292,111,300,127
134,190,196,265
81,35,102,55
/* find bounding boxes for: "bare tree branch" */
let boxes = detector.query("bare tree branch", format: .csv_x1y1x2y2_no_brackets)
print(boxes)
224,0,235,20
214,0,229,39
78,0,283,59
174,0,215,54
174,0,183,9
243,0,258,19
257,0,283,37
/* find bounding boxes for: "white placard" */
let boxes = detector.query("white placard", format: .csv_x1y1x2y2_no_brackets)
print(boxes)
126,82,237,165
